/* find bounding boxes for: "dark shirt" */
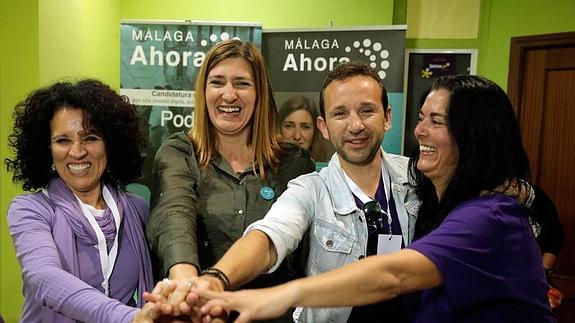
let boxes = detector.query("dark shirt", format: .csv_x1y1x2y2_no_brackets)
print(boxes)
407,195,555,322
146,132,315,300
348,177,408,323
529,186,564,255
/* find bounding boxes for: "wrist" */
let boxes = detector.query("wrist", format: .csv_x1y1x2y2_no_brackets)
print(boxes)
168,263,199,280
286,279,303,308
201,275,226,292
200,267,231,291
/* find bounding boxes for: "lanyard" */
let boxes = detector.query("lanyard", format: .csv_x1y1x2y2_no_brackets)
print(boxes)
75,186,121,296
344,167,393,236
344,166,392,215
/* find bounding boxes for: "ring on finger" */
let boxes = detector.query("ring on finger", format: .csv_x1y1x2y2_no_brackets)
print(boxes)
162,277,173,288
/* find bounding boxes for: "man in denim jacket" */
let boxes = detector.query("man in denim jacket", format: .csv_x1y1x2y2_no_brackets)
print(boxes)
181,62,420,323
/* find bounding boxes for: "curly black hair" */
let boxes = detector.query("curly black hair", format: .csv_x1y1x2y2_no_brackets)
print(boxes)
5,79,146,191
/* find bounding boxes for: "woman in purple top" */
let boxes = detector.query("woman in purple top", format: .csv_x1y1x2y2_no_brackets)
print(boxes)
6,80,154,322
183,75,555,323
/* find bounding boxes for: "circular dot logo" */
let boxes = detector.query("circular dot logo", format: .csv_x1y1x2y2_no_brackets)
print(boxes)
346,38,391,79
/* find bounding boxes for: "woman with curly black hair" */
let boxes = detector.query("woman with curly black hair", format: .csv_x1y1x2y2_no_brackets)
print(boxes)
5,79,154,322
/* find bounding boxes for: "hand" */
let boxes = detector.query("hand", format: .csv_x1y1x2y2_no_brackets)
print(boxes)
183,276,227,323
143,278,201,319
134,279,177,322
194,285,294,323
548,286,564,309
145,264,199,317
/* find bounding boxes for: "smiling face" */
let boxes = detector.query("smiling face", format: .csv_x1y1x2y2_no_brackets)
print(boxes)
50,107,107,203
205,57,257,139
414,88,459,197
280,109,315,150
318,75,390,167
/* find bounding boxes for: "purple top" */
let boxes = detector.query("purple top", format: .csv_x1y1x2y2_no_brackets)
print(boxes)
77,225,140,306
8,178,153,323
407,194,556,322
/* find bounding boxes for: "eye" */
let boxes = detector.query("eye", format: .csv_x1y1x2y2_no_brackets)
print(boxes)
431,118,446,126
207,79,224,86
301,124,313,130
332,110,347,119
83,134,102,142
359,107,375,115
53,138,71,145
234,80,253,88
282,123,294,129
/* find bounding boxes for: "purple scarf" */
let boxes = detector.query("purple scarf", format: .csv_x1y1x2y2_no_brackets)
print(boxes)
42,178,153,322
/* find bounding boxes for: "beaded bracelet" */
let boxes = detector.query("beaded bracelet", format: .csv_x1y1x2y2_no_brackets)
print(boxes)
200,267,231,291
519,179,536,208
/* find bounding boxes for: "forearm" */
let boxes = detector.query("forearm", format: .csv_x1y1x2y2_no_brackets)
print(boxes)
9,199,136,322
22,253,137,322
287,255,401,308
148,141,201,276
213,230,277,290
147,214,199,277
542,253,557,270
286,249,441,308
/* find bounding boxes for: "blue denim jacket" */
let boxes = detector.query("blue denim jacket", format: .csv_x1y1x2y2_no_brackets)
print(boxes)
246,150,420,323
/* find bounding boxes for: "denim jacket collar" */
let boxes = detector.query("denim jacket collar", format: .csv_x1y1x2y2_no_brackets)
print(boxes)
323,148,410,215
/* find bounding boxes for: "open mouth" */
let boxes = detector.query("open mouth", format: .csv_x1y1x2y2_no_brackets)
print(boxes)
68,163,90,174
419,144,437,153
218,106,241,113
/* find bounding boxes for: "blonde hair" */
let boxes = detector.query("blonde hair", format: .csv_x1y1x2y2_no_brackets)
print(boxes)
189,39,281,178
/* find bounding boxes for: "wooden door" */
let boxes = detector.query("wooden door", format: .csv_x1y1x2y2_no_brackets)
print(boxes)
508,32,575,322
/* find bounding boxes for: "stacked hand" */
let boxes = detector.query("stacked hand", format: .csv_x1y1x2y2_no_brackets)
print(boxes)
132,277,294,323
133,276,229,323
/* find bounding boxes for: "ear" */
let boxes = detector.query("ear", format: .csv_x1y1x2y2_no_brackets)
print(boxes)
384,105,392,132
317,116,330,140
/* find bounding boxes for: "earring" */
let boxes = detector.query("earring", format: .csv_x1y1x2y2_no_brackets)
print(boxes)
51,163,56,172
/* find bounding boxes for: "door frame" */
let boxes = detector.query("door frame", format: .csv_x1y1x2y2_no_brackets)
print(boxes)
507,32,575,318
507,31,575,118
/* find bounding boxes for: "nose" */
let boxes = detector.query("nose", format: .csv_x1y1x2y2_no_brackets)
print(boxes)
414,119,426,139
293,127,302,140
222,83,237,102
348,112,365,134
69,140,88,159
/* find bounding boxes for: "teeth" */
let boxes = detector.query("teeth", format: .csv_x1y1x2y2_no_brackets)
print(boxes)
419,145,437,152
218,106,241,113
68,164,90,172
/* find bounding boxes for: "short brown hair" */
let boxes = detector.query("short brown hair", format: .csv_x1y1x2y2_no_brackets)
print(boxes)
318,61,388,118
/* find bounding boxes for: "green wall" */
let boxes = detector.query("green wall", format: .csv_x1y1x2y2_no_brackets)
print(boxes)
478,0,575,88
0,2,39,322
120,0,395,28
1,1,121,321
406,0,575,89
0,0,573,321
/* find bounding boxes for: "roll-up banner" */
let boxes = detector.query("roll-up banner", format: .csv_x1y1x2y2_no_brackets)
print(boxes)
120,20,261,196
262,26,406,159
